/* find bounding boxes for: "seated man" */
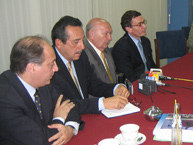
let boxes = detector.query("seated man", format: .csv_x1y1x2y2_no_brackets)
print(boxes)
0,36,82,145
112,10,157,82
51,16,130,115
84,18,117,83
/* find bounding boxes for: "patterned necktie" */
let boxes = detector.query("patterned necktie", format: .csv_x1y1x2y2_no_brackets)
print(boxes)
67,62,80,89
34,89,43,120
138,40,148,72
101,52,113,83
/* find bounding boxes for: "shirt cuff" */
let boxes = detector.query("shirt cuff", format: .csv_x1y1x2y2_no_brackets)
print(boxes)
65,121,80,135
53,117,65,124
113,83,126,95
98,97,105,111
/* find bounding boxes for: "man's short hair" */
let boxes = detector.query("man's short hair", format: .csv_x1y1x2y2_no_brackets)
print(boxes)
121,10,141,32
10,36,48,74
51,16,82,46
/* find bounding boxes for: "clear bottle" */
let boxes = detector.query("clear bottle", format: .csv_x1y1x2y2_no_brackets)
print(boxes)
171,103,182,145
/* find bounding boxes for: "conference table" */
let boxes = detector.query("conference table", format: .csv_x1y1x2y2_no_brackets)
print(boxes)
67,52,193,145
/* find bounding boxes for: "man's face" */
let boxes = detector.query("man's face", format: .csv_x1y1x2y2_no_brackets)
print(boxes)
34,41,58,87
89,22,112,51
128,16,146,40
59,26,85,62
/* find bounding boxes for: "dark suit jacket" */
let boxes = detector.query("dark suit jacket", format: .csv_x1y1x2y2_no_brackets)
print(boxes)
0,70,81,145
51,47,116,114
84,39,116,83
112,33,157,82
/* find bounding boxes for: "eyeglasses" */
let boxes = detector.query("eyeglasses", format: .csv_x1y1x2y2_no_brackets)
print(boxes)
128,97,143,108
131,20,147,27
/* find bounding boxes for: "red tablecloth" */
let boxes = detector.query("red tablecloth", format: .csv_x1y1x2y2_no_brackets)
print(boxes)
67,52,193,145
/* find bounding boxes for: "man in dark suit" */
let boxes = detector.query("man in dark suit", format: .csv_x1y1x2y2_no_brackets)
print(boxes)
84,18,117,84
0,36,82,145
112,10,157,82
51,16,130,115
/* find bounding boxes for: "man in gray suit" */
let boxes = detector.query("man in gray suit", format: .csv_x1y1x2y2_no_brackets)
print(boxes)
84,18,117,84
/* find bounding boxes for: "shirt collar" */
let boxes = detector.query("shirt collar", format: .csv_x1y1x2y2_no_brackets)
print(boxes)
87,39,102,56
55,46,69,65
128,33,141,46
16,74,36,101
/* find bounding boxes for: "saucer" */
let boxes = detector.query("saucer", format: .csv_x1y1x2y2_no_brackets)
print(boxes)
115,133,146,145
98,138,120,145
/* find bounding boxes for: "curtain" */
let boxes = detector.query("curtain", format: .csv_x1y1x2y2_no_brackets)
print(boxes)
0,0,167,73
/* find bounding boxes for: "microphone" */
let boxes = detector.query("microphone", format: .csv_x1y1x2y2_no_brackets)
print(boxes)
156,81,169,86
140,73,169,86
159,76,174,81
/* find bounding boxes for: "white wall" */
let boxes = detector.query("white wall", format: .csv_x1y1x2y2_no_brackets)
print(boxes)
0,0,168,73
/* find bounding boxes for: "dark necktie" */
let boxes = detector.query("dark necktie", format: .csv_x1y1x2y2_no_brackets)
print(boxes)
101,52,114,83
138,40,148,72
34,89,43,120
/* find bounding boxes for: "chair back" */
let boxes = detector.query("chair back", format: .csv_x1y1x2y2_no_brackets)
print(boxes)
154,30,187,68
182,26,190,38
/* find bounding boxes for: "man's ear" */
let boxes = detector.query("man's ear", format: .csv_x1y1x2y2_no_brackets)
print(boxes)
55,39,63,49
88,29,95,40
125,27,132,33
26,63,36,73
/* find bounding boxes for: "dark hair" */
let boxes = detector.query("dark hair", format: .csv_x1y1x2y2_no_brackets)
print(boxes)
51,16,82,46
10,36,47,74
121,10,141,32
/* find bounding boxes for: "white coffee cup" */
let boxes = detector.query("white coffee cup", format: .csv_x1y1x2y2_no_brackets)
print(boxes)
98,138,120,145
120,124,139,144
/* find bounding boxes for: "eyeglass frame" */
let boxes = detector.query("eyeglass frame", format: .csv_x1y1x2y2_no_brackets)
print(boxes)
130,20,147,28
128,97,143,108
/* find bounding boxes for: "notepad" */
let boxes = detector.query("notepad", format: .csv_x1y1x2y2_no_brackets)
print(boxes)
101,103,140,118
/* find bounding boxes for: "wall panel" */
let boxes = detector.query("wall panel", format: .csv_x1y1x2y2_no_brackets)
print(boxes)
0,0,167,73
92,0,168,64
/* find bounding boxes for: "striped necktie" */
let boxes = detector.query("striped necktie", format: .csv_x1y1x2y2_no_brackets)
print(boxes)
67,62,80,89
34,89,43,120
138,40,148,72
101,52,113,83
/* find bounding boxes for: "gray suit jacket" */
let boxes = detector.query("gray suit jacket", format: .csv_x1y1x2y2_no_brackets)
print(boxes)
84,39,116,83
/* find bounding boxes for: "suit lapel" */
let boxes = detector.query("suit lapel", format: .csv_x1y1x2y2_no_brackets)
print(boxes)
126,34,146,63
38,87,53,124
54,48,83,99
85,39,116,83
85,40,107,74
73,60,87,99
4,71,42,120
103,49,116,82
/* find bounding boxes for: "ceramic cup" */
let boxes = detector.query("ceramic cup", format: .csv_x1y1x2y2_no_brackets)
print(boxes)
120,124,139,144
98,138,120,145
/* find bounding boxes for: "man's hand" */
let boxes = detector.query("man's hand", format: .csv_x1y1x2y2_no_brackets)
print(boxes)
48,124,74,145
53,95,75,120
114,84,130,98
103,95,128,110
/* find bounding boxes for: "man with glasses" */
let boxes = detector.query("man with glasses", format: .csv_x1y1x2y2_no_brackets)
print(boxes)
112,10,157,82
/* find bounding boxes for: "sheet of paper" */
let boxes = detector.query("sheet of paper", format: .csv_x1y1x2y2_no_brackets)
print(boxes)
101,103,140,118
